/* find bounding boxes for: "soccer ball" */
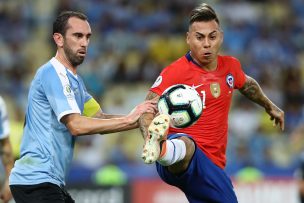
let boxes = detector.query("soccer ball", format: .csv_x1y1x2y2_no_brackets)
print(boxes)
158,84,203,128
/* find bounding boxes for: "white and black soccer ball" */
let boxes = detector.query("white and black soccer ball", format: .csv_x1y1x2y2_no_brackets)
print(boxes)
158,84,203,128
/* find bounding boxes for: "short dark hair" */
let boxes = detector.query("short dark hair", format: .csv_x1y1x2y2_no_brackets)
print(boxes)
53,11,88,35
189,3,219,26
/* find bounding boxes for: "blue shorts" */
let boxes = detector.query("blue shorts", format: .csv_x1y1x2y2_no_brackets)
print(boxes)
156,134,238,203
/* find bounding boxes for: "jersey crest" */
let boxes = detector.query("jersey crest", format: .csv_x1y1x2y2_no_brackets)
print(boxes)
226,74,234,88
210,82,221,98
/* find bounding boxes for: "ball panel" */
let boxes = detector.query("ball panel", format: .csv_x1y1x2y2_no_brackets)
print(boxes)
170,111,191,128
169,89,190,105
157,84,203,128
158,98,169,114
191,99,203,117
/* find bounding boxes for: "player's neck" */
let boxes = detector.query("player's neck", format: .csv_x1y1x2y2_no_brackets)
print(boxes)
55,51,77,75
202,60,218,72
195,58,218,72
189,52,218,71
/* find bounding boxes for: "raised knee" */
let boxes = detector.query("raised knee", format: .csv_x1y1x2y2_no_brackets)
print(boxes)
166,137,195,174
179,136,195,160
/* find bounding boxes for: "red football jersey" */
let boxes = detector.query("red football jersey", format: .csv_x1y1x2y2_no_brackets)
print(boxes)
151,53,246,169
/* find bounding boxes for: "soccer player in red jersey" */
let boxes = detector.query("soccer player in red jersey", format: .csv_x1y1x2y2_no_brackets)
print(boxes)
139,3,284,203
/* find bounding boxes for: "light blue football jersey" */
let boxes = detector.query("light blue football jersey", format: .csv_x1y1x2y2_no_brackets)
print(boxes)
0,96,10,139
9,58,95,187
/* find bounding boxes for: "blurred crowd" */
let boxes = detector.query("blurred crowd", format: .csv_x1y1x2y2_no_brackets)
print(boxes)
0,0,304,185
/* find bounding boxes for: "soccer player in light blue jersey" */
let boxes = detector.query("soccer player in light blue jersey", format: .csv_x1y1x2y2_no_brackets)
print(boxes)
0,96,14,203
9,11,156,203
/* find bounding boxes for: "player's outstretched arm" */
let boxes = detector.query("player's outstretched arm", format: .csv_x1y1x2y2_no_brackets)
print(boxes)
239,75,285,131
0,137,14,203
61,100,157,136
139,91,160,139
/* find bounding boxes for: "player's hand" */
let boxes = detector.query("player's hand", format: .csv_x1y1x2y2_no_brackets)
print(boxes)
266,105,284,131
0,179,12,203
127,100,157,124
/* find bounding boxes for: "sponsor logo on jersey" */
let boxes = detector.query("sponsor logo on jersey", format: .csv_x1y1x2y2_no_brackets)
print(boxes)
210,82,221,98
151,76,162,88
226,74,234,88
191,84,204,89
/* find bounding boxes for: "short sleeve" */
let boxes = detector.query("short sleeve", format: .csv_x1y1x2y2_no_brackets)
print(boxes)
150,65,179,95
43,60,81,122
232,58,246,89
78,76,101,117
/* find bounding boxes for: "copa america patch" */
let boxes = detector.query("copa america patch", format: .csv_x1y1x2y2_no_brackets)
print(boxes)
63,84,73,99
226,74,234,88
151,76,162,88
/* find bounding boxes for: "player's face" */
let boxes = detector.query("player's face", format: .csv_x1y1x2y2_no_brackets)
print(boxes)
63,17,91,67
187,20,223,68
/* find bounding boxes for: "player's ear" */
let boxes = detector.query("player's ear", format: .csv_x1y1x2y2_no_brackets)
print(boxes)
53,33,64,47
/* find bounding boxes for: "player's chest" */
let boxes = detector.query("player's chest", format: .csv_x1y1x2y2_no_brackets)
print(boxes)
182,72,235,105
68,78,86,106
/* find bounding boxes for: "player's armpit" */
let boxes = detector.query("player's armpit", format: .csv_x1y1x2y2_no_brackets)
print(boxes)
139,91,160,139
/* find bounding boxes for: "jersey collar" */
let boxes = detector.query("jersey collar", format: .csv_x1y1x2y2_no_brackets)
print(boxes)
50,57,67,75
185,51,201,67
50,57,78,79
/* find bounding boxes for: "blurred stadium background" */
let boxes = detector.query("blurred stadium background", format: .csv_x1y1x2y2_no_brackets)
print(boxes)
0,0,303,202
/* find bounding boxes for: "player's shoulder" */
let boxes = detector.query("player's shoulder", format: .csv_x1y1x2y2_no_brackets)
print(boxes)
219,55,242,70
162,55,188,72
219,55,241,64
36,59,64,79
36,61,51,74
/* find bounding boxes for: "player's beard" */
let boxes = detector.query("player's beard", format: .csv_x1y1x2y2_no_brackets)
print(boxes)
63,42,85,67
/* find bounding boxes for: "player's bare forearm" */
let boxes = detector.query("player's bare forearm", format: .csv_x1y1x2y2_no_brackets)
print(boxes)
139,113,155,139
63,113,137,135
93,111,125,119
239,75,272,109
93,110,138,130
62,100,157,135
139,91,160,139
239,75,285,130
0,137,14,176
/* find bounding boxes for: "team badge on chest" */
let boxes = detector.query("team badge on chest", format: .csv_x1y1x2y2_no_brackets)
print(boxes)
210,82,221,98
226,74,234,88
